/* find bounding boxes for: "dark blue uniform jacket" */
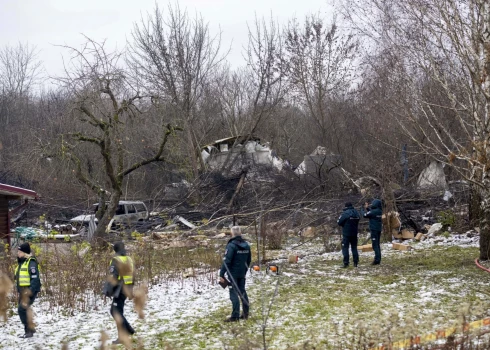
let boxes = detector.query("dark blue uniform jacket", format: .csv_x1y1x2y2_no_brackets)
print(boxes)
361,199,383,232
337,205,360,236
220,236,251,279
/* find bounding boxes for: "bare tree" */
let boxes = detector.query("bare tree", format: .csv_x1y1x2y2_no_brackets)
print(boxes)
129,4,226,179
0,42,42,96
284,14,358,153
217,15,285,136
57,38,179,242
0,42,42,126
344,0,490,259
242,15,285,135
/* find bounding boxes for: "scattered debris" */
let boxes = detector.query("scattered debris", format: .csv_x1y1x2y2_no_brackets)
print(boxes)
358,244,374,252
173,215,196,229
213,232,227,239
392,242,412,251
417,161,447,189
354,176,382,195
295,146,340,175
443,190,453,201
301,226,316,238
401,229,414,239
14,227,81,241
428,223,444,237
415,232,425,241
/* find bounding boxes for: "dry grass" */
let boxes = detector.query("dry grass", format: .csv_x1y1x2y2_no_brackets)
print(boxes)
0,238,222,314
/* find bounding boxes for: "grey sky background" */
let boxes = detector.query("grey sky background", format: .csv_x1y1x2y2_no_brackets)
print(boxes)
0,0,332,80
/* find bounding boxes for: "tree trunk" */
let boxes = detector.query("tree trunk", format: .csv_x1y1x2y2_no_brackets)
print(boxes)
93,191,122,245
479,192,490,260
469,185,481,229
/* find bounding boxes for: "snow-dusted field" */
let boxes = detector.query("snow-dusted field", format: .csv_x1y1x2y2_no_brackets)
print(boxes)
0,277,231,349
0,233,487,349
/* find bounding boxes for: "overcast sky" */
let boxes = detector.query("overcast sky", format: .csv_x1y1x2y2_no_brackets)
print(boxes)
0,0,333,79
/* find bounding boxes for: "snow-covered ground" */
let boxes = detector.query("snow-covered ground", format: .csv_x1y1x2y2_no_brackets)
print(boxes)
0,277,231,349
0,232,485,349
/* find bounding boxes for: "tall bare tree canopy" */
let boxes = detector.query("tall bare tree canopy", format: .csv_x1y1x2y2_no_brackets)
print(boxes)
343,0,490,259
284,15,358,152
129,4,226,179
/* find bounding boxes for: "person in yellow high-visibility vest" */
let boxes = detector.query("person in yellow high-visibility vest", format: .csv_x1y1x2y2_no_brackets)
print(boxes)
104,241,135,345
14,242,41,338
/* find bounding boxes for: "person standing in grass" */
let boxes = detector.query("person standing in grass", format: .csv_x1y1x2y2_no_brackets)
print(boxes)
219,226,251,322
361,199,383,265
337,202,361,268
15,242,41,338
104,241,135,344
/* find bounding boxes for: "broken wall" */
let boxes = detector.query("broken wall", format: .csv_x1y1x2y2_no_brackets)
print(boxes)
203,140,284,173
295,149,344,189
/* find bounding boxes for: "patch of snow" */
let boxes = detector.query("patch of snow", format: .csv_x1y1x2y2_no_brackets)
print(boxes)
0,277,232,349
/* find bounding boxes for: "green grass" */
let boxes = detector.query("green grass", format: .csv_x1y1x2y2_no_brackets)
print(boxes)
152,244,490,349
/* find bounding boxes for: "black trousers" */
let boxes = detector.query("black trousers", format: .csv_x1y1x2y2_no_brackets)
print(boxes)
342,235,359,266
229,277,249,319
110,294,135,335
18,290,37,332
371,230,382,263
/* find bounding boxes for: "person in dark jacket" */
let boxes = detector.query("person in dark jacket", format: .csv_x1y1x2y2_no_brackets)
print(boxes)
361,199,383,265
105,241,135,344
219,226,251,322
15,242,41,338
337,202,360,268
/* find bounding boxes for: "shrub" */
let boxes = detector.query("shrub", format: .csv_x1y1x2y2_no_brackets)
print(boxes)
437,210,456,229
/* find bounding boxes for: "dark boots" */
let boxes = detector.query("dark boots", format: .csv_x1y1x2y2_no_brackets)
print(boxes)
19,326,34,338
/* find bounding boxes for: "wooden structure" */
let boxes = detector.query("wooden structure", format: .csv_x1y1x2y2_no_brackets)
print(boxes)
0,183,37,246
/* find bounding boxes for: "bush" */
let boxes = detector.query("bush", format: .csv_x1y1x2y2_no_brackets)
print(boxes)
437,210,456,229
265,223,285,250
0,239,222,312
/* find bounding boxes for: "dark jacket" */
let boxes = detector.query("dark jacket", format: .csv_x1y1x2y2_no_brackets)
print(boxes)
15,256,41,294
337,205,360,236
361,199,383,232
220,236,251,279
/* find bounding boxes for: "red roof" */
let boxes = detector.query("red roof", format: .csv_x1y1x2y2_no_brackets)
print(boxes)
0,183,37,199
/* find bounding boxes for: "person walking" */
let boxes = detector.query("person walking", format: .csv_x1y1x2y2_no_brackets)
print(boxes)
15,242,41,338
362,199,383,265
219,226,251,322
337,202,361,268
104,241,135,344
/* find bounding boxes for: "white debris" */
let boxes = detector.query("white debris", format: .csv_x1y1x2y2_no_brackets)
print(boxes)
428,223,443,237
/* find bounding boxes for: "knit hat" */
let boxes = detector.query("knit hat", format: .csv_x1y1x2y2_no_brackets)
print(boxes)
344,202,353,208
113,241,125,254
18,242,31,254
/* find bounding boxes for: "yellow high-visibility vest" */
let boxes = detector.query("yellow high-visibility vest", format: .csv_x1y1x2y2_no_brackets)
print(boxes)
15,258,36,287
111,256,134,285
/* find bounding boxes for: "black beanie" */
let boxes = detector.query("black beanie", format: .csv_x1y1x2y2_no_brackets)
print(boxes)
113,241,125,254
344,202,353,208
18,242,31,254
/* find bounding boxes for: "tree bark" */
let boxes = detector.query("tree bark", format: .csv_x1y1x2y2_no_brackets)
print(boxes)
479,193,490,260
93,191,122,245
480,0,490,260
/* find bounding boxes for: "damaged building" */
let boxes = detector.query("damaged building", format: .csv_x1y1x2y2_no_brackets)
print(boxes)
201,135,286,174
294,146,345,188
